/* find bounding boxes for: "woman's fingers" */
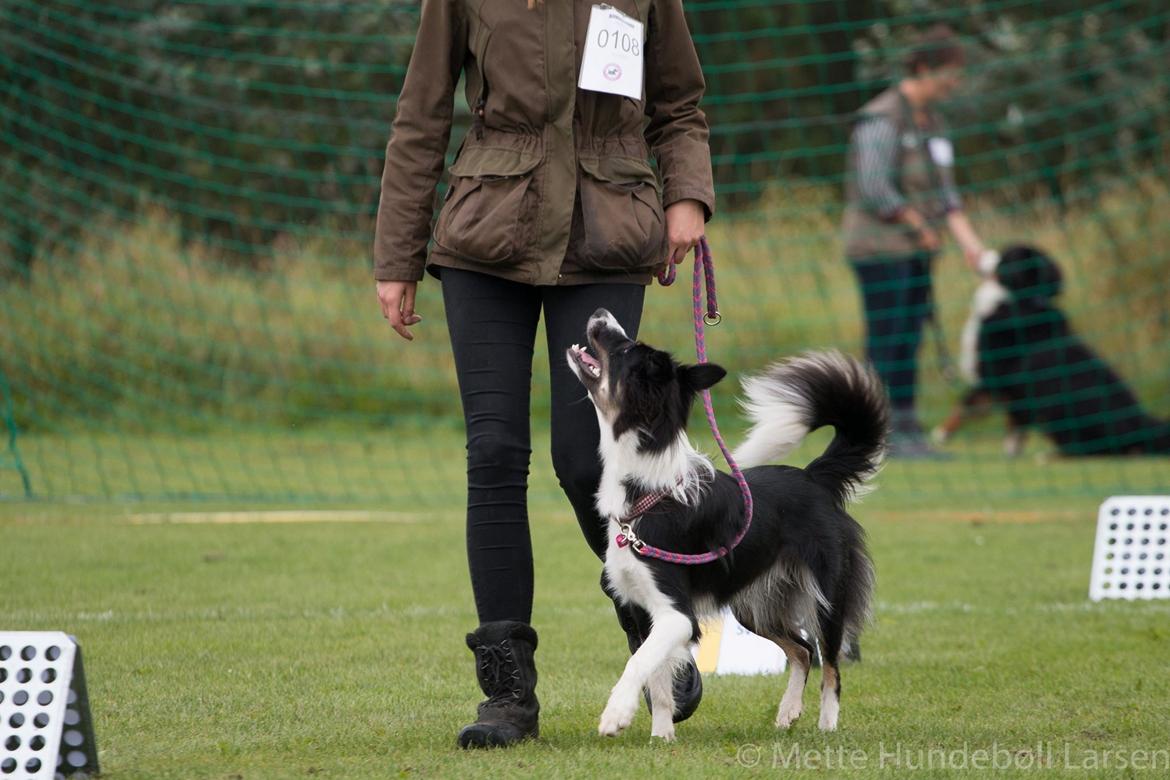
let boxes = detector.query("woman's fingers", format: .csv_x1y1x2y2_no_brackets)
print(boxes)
918,226,941,252
377,281,420,341
403,282,417,322
389,310,414,341
664,199,707,274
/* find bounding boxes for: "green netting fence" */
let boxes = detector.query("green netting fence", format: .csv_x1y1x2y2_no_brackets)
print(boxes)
1,0,1167,505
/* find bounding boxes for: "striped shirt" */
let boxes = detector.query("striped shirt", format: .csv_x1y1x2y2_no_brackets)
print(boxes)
852,117,963,220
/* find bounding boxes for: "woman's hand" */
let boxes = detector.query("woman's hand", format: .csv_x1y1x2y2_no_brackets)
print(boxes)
376,280,422,341
916,225,942,253
961,244,986,271
946,211,986,272
898,207,941,253
663,199,706,269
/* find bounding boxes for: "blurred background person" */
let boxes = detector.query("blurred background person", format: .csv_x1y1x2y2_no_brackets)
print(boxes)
842,24,987,458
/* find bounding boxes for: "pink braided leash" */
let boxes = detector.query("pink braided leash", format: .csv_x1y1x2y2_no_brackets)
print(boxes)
613,238,755,565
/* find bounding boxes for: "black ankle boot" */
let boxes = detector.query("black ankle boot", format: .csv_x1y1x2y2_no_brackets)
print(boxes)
607,580,703,723
457,621,540,749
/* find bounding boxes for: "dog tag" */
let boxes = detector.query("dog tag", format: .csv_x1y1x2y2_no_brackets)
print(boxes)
578,4,644,100
928,137,955,167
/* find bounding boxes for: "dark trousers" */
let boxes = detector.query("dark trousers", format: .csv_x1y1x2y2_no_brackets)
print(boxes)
850,253,934,411
441,267,646,625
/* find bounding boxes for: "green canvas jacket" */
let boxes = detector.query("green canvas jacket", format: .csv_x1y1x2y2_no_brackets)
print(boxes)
372,0,715,285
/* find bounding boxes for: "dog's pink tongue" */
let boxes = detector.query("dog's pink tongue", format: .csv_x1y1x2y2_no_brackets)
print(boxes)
580,350,599,369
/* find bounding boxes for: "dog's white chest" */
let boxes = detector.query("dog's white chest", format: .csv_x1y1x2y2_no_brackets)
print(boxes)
960,280,1009,383
604,522,671,613
604,524,641,596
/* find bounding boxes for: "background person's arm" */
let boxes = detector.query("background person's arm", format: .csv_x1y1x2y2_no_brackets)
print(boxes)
946,210,986,271
934,141,986,270
853,118,940,251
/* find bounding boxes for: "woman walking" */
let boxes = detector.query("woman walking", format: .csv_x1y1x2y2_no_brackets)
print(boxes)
373,0,715,747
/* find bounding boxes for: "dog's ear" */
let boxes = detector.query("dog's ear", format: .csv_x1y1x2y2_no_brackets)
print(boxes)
683,362,727,391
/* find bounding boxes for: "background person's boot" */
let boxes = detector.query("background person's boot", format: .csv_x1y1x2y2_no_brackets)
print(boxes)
888,406,951,460
607,577,703,723
457,620,540,749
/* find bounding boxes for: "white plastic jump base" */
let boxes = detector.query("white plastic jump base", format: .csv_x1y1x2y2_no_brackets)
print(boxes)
1089,496,1170,601
692,607,786,676
0,632,99,779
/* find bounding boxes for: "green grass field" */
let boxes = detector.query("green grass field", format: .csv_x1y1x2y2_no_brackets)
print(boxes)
1,176,1167,777
4,435,1170,779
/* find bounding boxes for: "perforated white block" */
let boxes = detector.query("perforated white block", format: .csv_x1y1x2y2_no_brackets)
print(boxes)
1089,496,1170,601
0,632,99,779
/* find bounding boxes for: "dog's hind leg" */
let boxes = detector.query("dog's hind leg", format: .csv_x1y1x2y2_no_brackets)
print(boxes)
768,632,813,729
816,605,847,731
598,609,693,738
645,646,691,741
645,662,676,742
819,660,841,731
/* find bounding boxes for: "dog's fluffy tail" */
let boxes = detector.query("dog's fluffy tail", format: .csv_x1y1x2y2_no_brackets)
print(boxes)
734,351,890,506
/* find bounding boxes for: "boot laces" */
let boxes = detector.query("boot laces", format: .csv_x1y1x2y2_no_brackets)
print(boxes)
476,642,522,702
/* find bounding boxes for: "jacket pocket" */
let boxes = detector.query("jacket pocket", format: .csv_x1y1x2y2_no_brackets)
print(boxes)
434,146,541,264
576,156,665,272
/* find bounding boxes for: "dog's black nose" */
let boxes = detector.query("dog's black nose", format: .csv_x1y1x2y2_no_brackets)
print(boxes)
591,307,611,321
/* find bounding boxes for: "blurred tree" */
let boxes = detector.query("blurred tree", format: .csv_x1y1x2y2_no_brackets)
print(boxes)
695,0,1169,208
1,0,1166,272
1,0,423,272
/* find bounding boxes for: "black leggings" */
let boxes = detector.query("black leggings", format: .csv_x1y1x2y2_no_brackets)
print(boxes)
441,267,646,625
850,253,935,411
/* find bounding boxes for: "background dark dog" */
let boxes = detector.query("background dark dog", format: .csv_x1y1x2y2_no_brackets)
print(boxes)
938,245,1170,456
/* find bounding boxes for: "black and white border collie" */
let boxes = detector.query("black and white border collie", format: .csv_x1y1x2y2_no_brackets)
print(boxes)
566,309,888,741
941,245,1170,456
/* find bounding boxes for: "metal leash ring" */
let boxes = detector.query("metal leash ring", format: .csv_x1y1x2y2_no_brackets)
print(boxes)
704,311,722,326
619,522,645,551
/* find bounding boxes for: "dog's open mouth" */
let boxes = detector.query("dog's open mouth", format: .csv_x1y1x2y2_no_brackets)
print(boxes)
569,343,602,380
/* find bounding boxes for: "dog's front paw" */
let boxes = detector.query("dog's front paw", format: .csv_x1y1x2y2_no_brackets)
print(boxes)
775,700,803,729
598,706,633,737
598,690,639,737
818,710,838,731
